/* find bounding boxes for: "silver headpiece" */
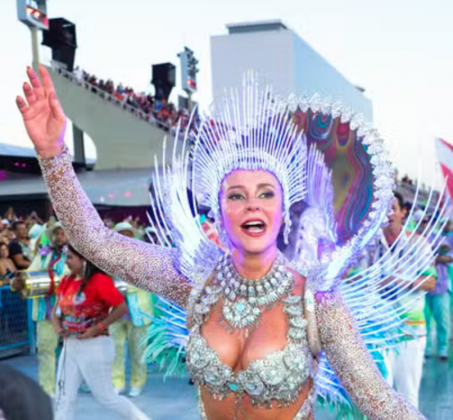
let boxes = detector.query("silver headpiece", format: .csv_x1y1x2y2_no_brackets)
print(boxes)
150,73,396,290
193,75,307,244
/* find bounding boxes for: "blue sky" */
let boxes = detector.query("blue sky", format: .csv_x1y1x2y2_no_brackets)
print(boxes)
1,0,452,184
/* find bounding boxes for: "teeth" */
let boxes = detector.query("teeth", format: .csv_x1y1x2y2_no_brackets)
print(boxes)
243,221,265,230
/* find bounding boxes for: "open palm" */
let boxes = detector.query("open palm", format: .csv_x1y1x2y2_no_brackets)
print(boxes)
16,65,66,158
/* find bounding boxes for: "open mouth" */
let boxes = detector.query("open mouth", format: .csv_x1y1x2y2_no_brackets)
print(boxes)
241,219,267,236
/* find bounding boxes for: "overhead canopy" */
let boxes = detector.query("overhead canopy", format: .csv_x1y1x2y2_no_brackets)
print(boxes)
0,168,156,207
0,143,37,157
0,142,96,164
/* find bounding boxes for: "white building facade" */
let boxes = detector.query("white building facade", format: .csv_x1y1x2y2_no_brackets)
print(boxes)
211,20,372,122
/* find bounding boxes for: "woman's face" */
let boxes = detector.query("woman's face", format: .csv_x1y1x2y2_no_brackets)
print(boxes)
0,244,9,259
66,249,85,276
220,170,283,255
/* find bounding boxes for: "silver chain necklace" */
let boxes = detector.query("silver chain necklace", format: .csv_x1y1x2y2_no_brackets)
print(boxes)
215,252,293,331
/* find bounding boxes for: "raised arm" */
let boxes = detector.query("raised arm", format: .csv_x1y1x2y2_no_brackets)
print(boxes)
316,289,426,420
16,65,190,308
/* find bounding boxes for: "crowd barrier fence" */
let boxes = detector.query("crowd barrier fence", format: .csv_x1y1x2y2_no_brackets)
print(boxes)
0,286,35,358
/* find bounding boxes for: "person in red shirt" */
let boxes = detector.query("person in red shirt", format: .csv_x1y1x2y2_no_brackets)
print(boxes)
51,245,150,420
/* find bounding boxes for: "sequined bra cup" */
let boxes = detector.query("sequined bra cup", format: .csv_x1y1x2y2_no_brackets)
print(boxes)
186,279,312,412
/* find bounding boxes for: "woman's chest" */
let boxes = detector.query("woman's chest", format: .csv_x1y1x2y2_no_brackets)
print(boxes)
200,301,290,371
187,278,311,407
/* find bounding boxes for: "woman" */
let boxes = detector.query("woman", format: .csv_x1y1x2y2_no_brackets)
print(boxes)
0,242,16,286
0,242,17,342
16,65,427,420
51,244,150,420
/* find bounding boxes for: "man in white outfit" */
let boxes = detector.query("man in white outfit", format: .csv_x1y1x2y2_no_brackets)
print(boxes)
366,193,436,408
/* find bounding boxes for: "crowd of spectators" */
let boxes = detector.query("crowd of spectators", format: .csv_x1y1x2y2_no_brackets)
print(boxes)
0,207,155,289
69,66,194,134
0,208,149,243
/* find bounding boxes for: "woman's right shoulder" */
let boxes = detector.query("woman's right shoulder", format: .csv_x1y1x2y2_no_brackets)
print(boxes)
90,272,115,286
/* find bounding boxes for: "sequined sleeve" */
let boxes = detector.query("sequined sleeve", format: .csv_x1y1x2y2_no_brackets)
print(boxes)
37,146,191,308
316,289,426,420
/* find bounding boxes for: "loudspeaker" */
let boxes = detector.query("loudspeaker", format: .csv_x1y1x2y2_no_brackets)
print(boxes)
42,18,77,71
152,63,176,86
42,18,77,49
152,63,176,101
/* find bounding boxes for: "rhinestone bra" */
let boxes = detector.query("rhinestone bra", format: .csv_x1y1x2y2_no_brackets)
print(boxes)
186,280,311,409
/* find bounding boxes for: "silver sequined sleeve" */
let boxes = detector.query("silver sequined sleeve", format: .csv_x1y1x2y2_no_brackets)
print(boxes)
316,289,426,420
37,146,191,308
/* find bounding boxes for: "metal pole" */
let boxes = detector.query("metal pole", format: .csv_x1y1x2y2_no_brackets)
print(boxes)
30,27,40,71
27,299,36,354
188,91,193,112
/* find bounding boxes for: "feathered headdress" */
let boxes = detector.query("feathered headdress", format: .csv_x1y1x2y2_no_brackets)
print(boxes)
145,75,447,416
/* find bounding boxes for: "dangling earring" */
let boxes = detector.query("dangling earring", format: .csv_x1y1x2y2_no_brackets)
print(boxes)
283,213,291,245
215,220,230,250
82,261,87,278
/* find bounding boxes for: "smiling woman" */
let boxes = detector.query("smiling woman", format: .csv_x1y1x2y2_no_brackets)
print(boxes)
16,66,429,420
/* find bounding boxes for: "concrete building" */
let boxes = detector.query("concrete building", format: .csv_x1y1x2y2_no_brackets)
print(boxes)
211,20,372,121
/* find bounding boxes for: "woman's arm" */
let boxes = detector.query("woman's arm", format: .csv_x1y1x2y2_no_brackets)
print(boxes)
38,148,191,308
77,301,128,340
100,301,128,329
50,296,66,336
16,66,190,308
316,289,426,420
24,211,44,226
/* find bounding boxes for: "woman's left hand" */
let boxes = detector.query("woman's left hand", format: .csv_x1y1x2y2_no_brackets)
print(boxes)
77,325,102,340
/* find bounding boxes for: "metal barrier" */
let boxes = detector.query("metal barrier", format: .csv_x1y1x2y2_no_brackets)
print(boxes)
0,286,35,357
